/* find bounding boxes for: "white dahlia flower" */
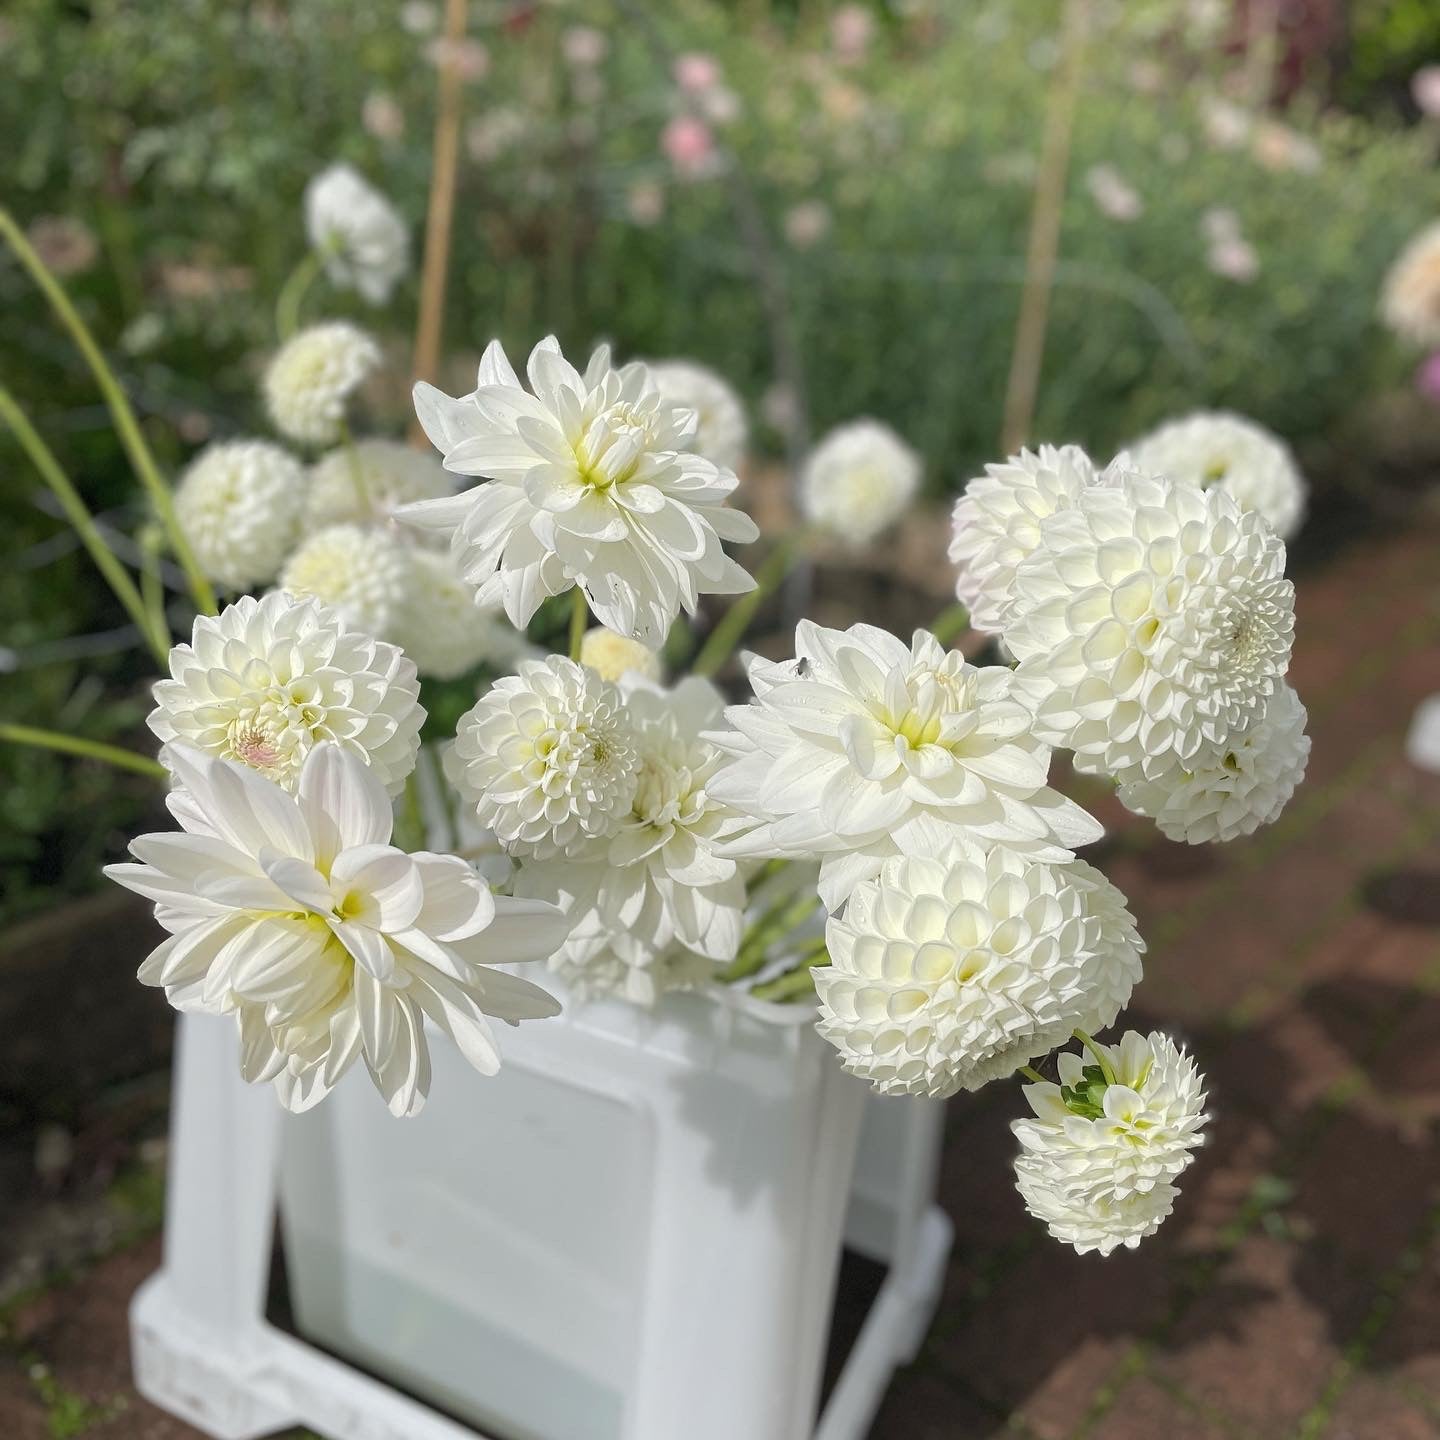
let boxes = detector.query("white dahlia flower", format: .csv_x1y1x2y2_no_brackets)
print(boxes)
579,625,662,684
948,444,1104,636
396,548,525,680
305,163,410,305
399,337,757,644
814,842,1143,1097
148,591,423,795
1115,682,1309,843
708,622,1104,909
1005,475,1295,781
174,440,306,590
278,523,413,642
445,655,640,859
645,359,749,471
1129,411,1307,540
515,677,745,1003
1013,1030,1207,1255
106,744,565,1116
799,419,921,547
1381,220,1440,349
305,438,453,532
264,322,381,447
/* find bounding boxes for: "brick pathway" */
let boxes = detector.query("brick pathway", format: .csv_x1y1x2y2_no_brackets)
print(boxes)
2,523,1438,1439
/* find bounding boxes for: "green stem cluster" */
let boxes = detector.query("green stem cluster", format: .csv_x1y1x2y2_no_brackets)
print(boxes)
0,724,166,779
568,587,589,662
692,531,808,679
720,885,824,985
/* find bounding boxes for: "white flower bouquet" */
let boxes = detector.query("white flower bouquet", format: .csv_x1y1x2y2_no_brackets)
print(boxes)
1,161,1315,1265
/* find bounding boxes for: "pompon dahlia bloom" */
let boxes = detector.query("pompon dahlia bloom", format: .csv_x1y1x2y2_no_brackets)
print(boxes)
1012,1030,1207,1255
278,523,413,642
1005,475,1295,781
399,336,757,644
305,438,453,532
148,592,423,795
1129,410,1307,541
515,677,745,1004
174,441,306,590
445,655,640,859
265,323,381,447
106,744,565,1116
395,548,525,681
799,419,921,547
644,359,749,471
949,445,1106,636
815,843,1143,1097
1381,221,1440,349
305,163,409,306
1115,682,1310,843
708,622,1103,909
579,625,662,684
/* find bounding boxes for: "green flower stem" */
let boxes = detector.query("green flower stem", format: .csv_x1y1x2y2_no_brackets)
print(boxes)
0,723,166,779
0,384,169,666
750,952,828,1004
1072,1028,1117,1087
1019,1065,1047,1085
137,523,171,657
396,770,427,853
692,529,809,679
929,601,971,647
568,587,588,662
721,887,824,984
275,251,323,341
0,206,217,619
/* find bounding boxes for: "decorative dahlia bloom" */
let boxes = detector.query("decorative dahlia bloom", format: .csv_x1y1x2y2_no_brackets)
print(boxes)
515,677,745,1004
708,622,1103,909
1115,682,1309,843
645,359,749,471
1013,1030,1207,1255
949,444,1104,635
1129,411,1307,540
396,549,524,681
174,441,306,590
400,337,757,644
149,592,422,795
814,842,1143,1097
579,626,662,684
305,164,409,305
278,523,413,642
799,419,921,547
106,744,565,1116
264,323,381,447
305,438,453,532
1005,475,1295,782
1383,221,1440,348
445,655,640,858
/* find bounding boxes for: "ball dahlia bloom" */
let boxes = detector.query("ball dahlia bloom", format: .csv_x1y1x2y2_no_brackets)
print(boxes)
305,438,454,533
174,440,306,590
579,626,662,684
1382,221,1440,349
265,323,381,448
1115,682,1310,843
445,655,640,859
799,419,921,547
708,621,1103,909
106,744,566,1115
396,548,525,681
516,677,746,1005
644,359,749,472
1004,474,1295,782
304,163,410,305
149,592,423,795
1012,1030,1207,1255
815,841,1143,1096
1129,410,1307,541
279,523,414,643
400,337,757,645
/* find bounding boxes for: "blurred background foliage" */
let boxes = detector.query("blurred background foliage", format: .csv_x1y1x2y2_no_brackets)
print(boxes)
3,0,1439,919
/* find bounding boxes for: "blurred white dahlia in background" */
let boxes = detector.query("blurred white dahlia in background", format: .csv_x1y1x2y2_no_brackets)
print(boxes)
579,625,662,684
396,548,525,680
815,842,1143,1097
278,523,413,642
799,418,921,547
1115,682,1310,842
1381,220,1440,349
1012,1030,1207,1255
445,655,640,859
305,163,410,305
305,438,453,532
174,440,306,590
265,322,381,447
401,336,757,644
1129,410,1307,540
148,591,423,794
645,359,749,471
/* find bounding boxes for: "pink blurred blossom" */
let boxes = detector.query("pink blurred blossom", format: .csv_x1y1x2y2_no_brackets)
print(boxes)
831,4,874,65
662,115,716,180
674,52,722,94
427,37,490,81
626,180,665,227
1085,164,1143,222
1208,236,1259,283
1415,352,1440,404
362,91,405,141
1412,66,1440,118
27,216,98,277
562,26,608,68
783,199,831,249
